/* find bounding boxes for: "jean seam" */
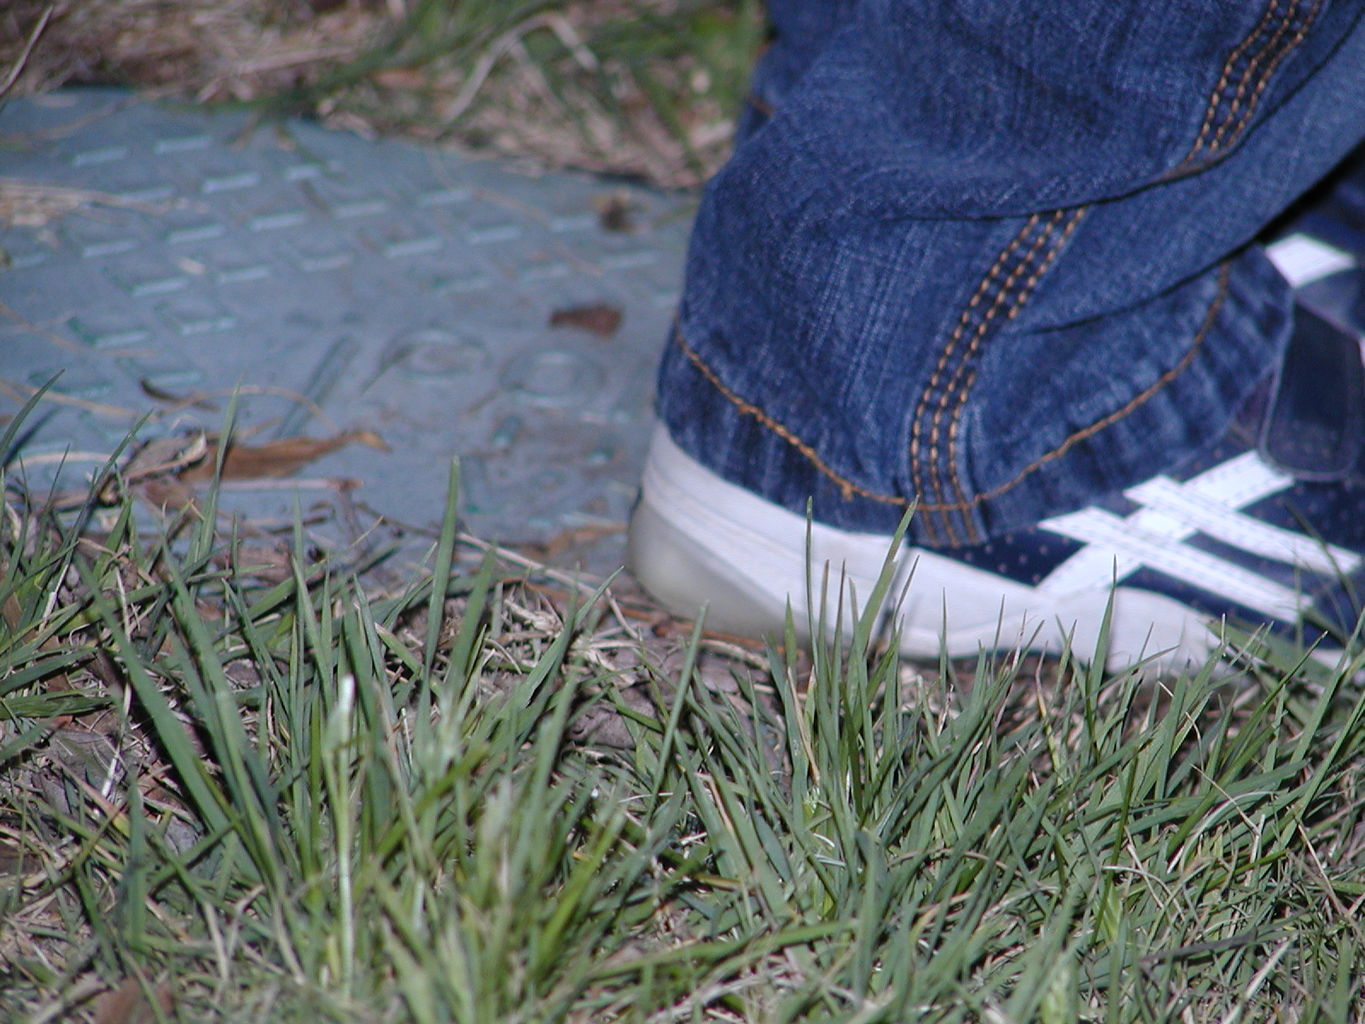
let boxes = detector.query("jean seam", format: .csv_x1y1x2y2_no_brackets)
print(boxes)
955,261,1231,513
910,215,1044,527
1206,0,1321,159
1172,0,1321,176
914,209,1083,546
1202,0,1298,157
919,212,1070,544
940,207,1088,544
674,323,906,507
671,260,1227,525
1182,0,1284,165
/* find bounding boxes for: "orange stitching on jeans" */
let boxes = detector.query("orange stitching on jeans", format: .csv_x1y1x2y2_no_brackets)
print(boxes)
674,326,906,507
939,206,1088,542
921,213,1064,543
1172,0,1319,177
1182,0,1283,167
1202,0,1295,152
929,261,1230,514
911,216,1040,480
909,216,1042,519
671,261,1227,522
1204,0,1320,159
925,216,1060,490
1202,0,1306,157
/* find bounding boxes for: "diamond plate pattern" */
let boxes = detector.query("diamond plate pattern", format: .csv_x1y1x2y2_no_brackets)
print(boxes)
1,89,693,572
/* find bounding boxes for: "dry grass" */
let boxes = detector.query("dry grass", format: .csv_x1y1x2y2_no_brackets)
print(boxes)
1,0,764,188
1,0,384,99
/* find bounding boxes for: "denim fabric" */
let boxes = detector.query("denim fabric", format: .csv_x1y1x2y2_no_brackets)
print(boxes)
656,0,1365,548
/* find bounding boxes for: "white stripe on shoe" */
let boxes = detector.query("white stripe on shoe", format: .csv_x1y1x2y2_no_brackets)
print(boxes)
1039,507,1302,621
1127,472,1359,574
1037,452,1360,620
1266,234,1357,287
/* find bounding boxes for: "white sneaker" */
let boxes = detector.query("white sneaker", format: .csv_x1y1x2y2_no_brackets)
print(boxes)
628,237,1365,670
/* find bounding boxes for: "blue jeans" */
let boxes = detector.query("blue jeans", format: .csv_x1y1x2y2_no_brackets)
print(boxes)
656,0,1365,548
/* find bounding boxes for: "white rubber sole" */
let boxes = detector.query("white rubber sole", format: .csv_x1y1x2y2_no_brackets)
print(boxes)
626,425,1226,670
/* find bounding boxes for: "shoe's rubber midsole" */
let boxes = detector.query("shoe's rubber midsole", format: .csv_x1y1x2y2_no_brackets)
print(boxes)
627,425,1223,669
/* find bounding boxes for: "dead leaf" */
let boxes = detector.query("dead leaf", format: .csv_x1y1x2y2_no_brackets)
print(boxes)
178,429,388,482
93,975,175,1024
594,193,641,233
134,475,201,517
122,433,211,483
549,303,622,338
567,684,659,749
371,67,425,90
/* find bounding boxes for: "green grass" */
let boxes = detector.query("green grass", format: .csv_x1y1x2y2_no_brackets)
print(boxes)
4,438,1365,1021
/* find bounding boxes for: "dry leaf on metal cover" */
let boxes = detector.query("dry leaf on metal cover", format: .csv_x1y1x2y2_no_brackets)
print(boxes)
135,475,201,516
594,193,641,233
178,430,388,482
122,433,211,483
549,303,623,338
